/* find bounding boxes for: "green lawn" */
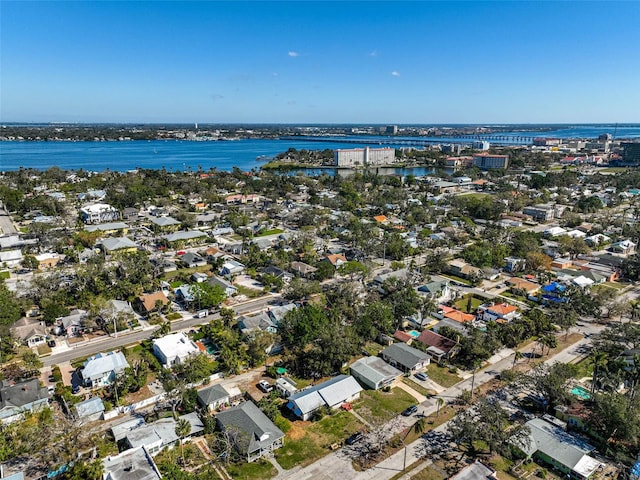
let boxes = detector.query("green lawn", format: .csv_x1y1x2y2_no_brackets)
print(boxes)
0,271,10,280
236,285,265,298
354,387,416,423
225,459,277,480
275,410,364,470
255,228,284,237
275,433,326,470
602,282,625,290
410,465,447,480
440,274,471,286
402,377,435,398
363,341,386,357
424,364,463,388
454,294,484,313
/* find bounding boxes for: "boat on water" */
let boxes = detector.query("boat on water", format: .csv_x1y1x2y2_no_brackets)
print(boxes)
256,155,274,162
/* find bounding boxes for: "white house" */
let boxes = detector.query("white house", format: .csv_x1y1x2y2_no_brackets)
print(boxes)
286,375,363,421
81,351,129,388
152,332,199,368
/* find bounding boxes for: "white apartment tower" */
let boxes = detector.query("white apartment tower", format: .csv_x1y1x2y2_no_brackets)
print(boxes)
334,147,395,167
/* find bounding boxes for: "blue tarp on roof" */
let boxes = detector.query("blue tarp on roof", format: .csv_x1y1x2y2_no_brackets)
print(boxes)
542,282,566,293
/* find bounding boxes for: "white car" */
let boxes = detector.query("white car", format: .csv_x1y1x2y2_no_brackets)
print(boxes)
257,380,273,393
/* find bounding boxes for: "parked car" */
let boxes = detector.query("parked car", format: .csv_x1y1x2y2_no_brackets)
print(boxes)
414,372,429,381
402,405,418,417
345,432,364,445
71,385,81,394
47,339,56,348
257,380,273,393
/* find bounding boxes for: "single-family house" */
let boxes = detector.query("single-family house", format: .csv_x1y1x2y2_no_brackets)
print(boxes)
152,332,199,368
443,308,475,324
215,401,285,462
448,259,481,279
504,257,527,273
219,259,245,277
374,268,410,288
610,240,636,255
34,253,61,269
174,284,195,303
380,343,431,373
100,300,137,327
208,275,238,297
191,272,209,283
350,356,403,390
102,446,162,480
415,330,459,363
515,417,604,479
80,203,119,224
100,237,138,254
74,397,105,423
290,261,318,278
149,216,181,231
10,317,47,347
417,280,453,303
85,222,129,235
56,309,88,337
113,414,203,456
287,375,363,421
237,312,277,335
81,351,129,388
507,278,541,296
162,230,208,245
0,379,49,424
261,265,293,283
551,257,573,269
180,252,207,268
267,303,297,326
0,250,23,268
451,461,498,480
393,330,414,344
477,303,520,323
135,291,170,315
197,384,242,411
323,253,347,268
432,317,469,336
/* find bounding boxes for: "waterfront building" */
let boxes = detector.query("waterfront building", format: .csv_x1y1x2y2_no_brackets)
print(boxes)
334,147,395,167
622,142,640,166
472,140,490,150
472,153,509,169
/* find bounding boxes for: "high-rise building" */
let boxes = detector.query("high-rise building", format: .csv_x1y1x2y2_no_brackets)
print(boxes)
334,147,395,167
622,142,640,166
385,125,398,135
472,153,509,169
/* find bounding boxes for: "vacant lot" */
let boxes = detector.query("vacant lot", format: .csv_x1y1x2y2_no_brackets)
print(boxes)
424,364,462,388
354,387,416,423
275,410,364,470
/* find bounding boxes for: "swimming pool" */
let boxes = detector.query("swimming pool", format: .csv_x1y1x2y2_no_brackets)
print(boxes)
571,385,591,400
408,330,420,338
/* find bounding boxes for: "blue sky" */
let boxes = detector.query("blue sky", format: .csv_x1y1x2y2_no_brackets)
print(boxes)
1,1,639,124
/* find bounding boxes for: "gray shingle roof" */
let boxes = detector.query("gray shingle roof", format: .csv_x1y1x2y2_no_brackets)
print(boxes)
75,397,105,418
197,384,230,406
82,351,129,382
216,401,284,455
350,356,402,386
101,236,138,252
288,374,363,415
381,343,431,369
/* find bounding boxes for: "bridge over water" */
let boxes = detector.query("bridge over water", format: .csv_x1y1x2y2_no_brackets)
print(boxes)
280,135,535,147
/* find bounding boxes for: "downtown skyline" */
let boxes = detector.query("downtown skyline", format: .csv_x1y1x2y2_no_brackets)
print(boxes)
1,1,639,124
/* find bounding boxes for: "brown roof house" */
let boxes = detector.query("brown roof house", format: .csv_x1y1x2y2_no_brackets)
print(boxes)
415,330,459,363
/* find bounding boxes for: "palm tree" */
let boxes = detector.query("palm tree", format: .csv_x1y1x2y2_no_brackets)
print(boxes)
591,350,608,394
512,350,523,368
435,397,445,418
175,418,191,464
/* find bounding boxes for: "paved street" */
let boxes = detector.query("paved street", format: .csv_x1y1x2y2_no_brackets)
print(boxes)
42,294,279,366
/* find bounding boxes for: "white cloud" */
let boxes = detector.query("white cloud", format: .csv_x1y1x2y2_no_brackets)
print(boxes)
288,51,300,57
391,71,400,77
369,49,378,57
